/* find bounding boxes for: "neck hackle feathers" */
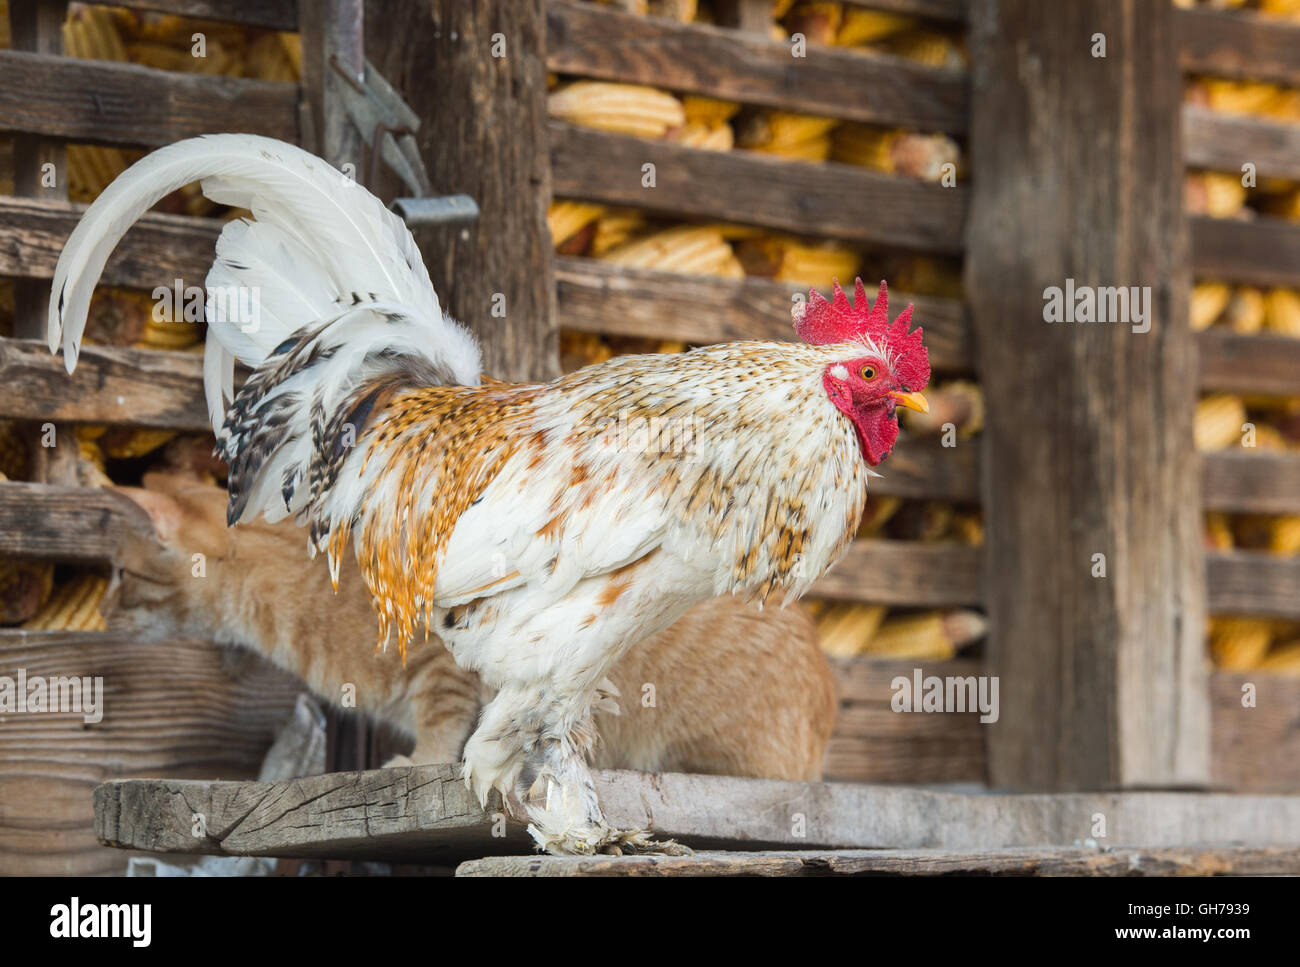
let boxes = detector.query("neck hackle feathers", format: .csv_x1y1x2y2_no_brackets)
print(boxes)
792,278,929,391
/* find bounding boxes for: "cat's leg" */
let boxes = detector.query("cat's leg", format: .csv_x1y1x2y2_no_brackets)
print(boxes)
382,650,483,768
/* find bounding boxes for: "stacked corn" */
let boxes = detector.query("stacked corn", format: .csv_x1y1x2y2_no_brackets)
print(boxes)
733,234,861,287
22,573,109,632
1196,393,1300,452
1209,616,1300,674
1191,282,1300,336
810,601,987,660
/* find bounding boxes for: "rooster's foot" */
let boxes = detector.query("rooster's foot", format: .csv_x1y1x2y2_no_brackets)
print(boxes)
598,828,694,857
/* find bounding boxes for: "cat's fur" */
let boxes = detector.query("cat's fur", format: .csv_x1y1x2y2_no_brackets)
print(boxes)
106,473,837,780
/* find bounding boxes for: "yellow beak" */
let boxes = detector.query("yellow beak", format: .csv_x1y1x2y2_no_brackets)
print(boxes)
889,390,929,414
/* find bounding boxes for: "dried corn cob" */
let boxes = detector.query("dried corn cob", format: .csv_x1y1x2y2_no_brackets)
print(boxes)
862,609,986,660
817,602,887,657
1184,171,1248,219
1263,288,1300,336
1194,394,1248,451
667,121,734,151
951,511,984,547
734,235,860,287
831,124,961,181
836,7,914,46
1223,286,1266,334
548,201,606,249
889,501,955,543
1190,282,1231,331
548,81,685,138
600,225,743,278
681,95,741,126
1204,512,1235,551
590,209,650,257
1259,640,1300,674
24,573,109,632
1209,616,1273,670
1262,188,1300,221
866,30,965,69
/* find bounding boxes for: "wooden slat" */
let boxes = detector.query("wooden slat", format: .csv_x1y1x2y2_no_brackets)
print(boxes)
1197,329,1300,397
1212,672,1300,793
1183,104,1300,183
0,481,151,562
550,123,966,254
812,539,982,606
1203,451,1300,515
0,338,211,431
457,845,1300,877
1177,7,1300,88
0,50,297,147
1192,215,1300,300
121,0,298,30
1207,551,1300,619
555,257,973,371
546,1,968,134
0,195,219,287
843,0,968,23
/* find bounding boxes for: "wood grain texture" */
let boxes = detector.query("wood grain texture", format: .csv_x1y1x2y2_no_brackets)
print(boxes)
550,123,967,254
0,631,303,875
1197,329,1300,396
1211,672,1300,794
94,765,1300,863
0,338,211,430
457,845,1300,877
966,0,1207,790
367,1,558,383
545,1,968,133
1202,451,1300,515
0,50,298,147
0,196,220,287
1183,104,1300,184
555,257,974,371
811,539,982,606
1191,215,1300,289
122,0,299,30
1177,6,1300,87
0,481,151,561
1207,551,1300,619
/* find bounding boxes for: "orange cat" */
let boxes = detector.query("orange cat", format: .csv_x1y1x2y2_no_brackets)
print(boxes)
108,473,836,780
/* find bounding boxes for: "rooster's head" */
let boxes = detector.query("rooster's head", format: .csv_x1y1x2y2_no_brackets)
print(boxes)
794,278,930,466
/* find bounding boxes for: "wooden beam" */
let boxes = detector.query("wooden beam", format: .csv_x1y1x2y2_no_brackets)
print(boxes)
555,257,974,371
1183,104,1300,184
811,539,982,606
367,1,558,382
121,0,299,31
966,0,1207,790
0,196,219,288
0,50,298,147
1177,7,1300,88
1203,451,1300,515
1191,215,1300,289
1198,329,1300,396
94,765,1300,862
1212,672,1300,793
0,481,151,561
551,123,967,254
0,338,211,431
545,1,968,134
457,845,1300,877
1207,551,1300,620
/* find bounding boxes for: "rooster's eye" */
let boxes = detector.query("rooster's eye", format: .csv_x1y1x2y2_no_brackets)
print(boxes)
861,366,876,380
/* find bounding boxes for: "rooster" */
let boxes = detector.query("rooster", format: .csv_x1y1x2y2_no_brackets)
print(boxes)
48,134,929,855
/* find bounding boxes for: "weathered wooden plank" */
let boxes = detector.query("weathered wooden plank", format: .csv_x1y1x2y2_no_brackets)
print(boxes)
1184,105,1300,184
94,765,1300,862
1191,215,1300,289
812,539,982,606
122,0,299,31
457,845,1300,877
368,1,558,383
0,481,151,561
1207,551,1300,620
1211,672,1300,794
1202,451,1300,515
1197,329,1300,397
0,50,298,147
550,123,967,254
1177,7,1300,88
0,631,303,875
0,338,211,431
967,0,1206,789
555,257,973,371
0,196,220,287
545,1,968,134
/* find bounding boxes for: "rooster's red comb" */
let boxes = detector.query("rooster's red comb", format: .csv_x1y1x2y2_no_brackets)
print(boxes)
793,278,929,389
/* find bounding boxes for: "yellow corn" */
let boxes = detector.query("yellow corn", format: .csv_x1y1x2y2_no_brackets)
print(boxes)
600,226,742,278
1209,616,1273,670
1204,512,1235,551
24,573,109,632
1259,640,1300,674
1267,516,1300,555
862,610,985,660
590,209,650,257
1263,288,1300,337
548,81,685,138
1190,282,1231,331
682,95,741,126
735,110,838,150
1194,394,1248,451
836,8,914,45
548,201,606,249
817,602,887,658
669,121,734,151
1221,286,1265,334
867,30,964,68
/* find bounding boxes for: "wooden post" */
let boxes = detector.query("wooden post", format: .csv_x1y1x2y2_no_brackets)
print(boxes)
966,1,1208,789
365,0,558,383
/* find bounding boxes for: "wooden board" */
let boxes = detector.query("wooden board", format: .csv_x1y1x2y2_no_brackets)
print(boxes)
1211,672,1300,794
0,338,211,431
1207,551,1300,620
0,631,303,875
457,845,1300,877
1202,450,1300,515
0,51,298,147
94,765,1300,863
966,0,1207,790
1177,7,1300,88
1191,215,1300,290
545,1,968,134
122,0,299,31
0,481,151,562
555,257,974,372
1197,329,1300,397
1183,104,1300,184
550,123,967,255
811,539,982,606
